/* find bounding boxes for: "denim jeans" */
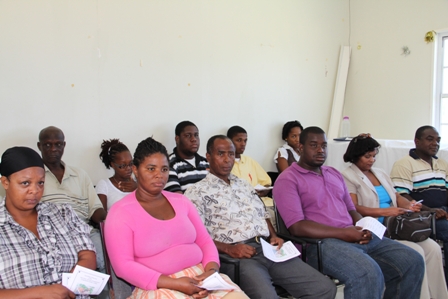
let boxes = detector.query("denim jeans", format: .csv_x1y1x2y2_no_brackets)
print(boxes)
306,235,424,299
90,229,106,273
220,241,336,299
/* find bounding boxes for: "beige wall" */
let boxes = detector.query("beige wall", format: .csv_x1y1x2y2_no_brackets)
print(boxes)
0,0,349,185
344,0,448,139
2,0,447,188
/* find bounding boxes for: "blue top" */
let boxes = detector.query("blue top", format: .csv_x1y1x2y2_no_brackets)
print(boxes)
375,185,392,223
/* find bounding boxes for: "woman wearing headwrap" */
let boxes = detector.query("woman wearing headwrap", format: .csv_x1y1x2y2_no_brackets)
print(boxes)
0,147,97,299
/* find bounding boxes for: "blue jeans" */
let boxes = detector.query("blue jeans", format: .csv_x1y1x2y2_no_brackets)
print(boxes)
220,241,336,299
90,229,106,273
306,235,424,299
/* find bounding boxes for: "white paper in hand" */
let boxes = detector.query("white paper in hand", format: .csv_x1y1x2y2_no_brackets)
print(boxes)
356,216,386,239
260,238,300,262
199,272,237,291
254,184,273,191
63,265,110,295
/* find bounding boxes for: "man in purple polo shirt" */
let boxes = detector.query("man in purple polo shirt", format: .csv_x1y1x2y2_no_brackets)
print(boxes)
273,126,424,299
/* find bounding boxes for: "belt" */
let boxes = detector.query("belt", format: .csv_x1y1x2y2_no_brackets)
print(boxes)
232,235,266,245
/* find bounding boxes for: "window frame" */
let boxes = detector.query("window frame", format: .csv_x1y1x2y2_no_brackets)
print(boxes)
433,31,448,138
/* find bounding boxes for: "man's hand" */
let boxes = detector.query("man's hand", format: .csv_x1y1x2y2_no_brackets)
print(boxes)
225,244,256,258
359,230,372,245
340,226,371,244
256,189,270,197
431,208,448,219
269,236,284,249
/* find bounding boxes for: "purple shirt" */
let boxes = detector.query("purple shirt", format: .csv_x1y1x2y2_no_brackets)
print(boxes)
273,163,355,229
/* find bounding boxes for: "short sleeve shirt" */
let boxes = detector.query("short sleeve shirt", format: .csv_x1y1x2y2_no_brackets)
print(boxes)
184,173,270,243
273,163,355,229
41,162,103,225
0,200,95,289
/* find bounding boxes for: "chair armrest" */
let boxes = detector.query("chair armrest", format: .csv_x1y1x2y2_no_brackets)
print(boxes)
430,211,436,239
219,254,240,284
276,233,324,272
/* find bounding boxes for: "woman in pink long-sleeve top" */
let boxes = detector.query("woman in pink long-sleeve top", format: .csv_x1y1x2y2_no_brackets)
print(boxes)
105,137,247,299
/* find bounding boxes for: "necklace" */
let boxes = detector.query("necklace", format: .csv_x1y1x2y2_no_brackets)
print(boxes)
112,177,122,191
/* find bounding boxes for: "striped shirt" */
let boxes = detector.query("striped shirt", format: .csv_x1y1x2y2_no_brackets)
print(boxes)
164,147,209,192
0,200,94,297
391,149,448,208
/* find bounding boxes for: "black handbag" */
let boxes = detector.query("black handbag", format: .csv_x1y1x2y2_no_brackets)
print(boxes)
384,211,433,242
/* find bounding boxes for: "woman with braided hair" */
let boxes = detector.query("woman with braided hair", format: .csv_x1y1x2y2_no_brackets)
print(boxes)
96,138,137,211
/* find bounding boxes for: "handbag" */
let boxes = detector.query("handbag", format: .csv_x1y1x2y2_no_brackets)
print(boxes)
384,211,433,242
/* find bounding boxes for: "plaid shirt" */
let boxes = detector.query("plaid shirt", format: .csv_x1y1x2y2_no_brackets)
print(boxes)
0,199,95,292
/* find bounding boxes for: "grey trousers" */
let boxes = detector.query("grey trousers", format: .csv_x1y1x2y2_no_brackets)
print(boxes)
220,242,336,299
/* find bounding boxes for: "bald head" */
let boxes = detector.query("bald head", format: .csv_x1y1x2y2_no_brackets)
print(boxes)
37,126,66,165
39,126,64,142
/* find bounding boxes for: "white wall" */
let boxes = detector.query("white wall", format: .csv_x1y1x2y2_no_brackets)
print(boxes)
344,0,448,139
0,0,349,186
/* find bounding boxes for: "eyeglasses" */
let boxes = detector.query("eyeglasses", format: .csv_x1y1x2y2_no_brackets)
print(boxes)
353,133,372,143
114,162,133,169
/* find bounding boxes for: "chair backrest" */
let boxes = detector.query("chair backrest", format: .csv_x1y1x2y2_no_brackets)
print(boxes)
267,171,279,186
99,221,134,299
99,222,113,287
274,204,290,237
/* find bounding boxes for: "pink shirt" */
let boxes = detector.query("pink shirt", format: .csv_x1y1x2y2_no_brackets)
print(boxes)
104,191,219,290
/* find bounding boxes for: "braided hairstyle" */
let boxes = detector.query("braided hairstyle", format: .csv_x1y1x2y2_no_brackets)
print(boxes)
99,139,130,169
133,137,169,167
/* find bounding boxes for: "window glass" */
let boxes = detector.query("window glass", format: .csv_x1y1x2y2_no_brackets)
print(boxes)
441,98,448,123
440,125,448,143
444,37,448,67
443,68,448,94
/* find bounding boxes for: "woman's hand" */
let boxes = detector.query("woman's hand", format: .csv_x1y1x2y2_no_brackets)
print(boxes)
382,207,408,217
36,285,76,299
406,200,422,212
173,277,206,297
195,270,215,281
118,180,137,192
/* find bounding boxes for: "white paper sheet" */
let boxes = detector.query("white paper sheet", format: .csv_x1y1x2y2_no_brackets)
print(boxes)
199,272,237,291
254,184,273,191
356,216,386,239
260,239,300,262
62,265,110,295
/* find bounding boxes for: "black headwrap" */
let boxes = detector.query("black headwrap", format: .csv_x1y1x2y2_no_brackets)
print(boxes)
0,146,44,177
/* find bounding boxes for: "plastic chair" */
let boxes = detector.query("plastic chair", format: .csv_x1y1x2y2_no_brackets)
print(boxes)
99,222,134,299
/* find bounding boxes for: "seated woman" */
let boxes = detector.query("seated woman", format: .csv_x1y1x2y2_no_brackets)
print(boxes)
96,138,137,211
0,146,96,299
105,137,248,299
273,120,303,172
342,134,448,299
